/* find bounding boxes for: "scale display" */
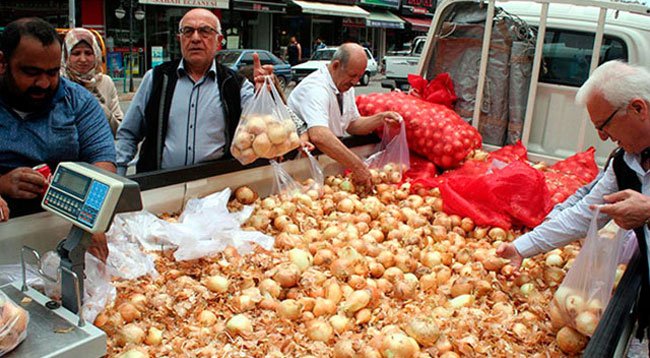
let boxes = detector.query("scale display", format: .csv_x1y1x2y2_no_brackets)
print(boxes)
41,162,142,234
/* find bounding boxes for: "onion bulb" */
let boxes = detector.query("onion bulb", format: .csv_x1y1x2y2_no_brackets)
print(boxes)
117,323,145,346
277,299,302,320
205,275,229,293
145,327,163,346
288,248,313,272
575,310,599,336
273,263,301,288
404,317,440,347
333,339,359,358
556,326,588,354
342,290,371,314
259,278,282,299
118,302,141,323
545,253,564,267
379,332,420,358
306,319,333,342
234,185,258,204
129,294,147,312
313,298,336,317
117,349,148,358
226,314,253,337
330,314,352,334
198,310,217,326
565,294,586,317
448,294,474,309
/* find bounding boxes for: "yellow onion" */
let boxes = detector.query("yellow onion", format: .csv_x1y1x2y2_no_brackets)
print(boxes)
306,319,333,342
379,332,420,358
556,326,587,354
117,323,145,346
205,274,229,293
288,248,313,271
277,299,302,320
575,310,599,336
355,308,372,325
259,278,282,298
342,290,371,314
198,310,217,326
330,314,352,334
144,327,163,346
118,302,141,323
273,263,301,288
129,294,147,312
313,298,337,317
226,314,253,337
404,317,440,347
235,185,258,204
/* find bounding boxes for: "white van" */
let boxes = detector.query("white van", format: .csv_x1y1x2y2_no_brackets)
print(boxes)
418,0,650,165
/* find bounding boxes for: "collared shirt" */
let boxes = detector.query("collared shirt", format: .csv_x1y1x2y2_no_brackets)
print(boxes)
514,152,650,272
115,59,254,173
0,77,116,174
287,64,360,137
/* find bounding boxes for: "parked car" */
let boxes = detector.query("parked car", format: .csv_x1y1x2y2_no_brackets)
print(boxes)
291,46,378,86
216,49,292,88
381,36,427,90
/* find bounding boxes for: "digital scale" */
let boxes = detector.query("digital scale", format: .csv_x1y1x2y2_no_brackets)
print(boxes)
1,162,142,357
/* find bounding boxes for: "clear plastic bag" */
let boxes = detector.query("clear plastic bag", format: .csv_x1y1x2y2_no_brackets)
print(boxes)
231,76,301,164
40,251,116,323
298,149,325,196
550,207,625,337
270,159,302,197
365,121,410,183
0,292,29,356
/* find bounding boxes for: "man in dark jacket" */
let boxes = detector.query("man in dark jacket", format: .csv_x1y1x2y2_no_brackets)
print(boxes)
115,8,272,174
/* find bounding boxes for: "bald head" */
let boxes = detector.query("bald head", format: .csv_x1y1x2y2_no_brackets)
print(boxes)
180,8,221,35
331,43,366,68
329,43,367,93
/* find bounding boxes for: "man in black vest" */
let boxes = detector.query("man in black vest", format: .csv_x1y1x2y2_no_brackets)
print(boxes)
497,60,650,346
115,8,272,174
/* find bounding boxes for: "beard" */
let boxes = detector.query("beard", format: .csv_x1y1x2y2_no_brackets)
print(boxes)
0,69,57,113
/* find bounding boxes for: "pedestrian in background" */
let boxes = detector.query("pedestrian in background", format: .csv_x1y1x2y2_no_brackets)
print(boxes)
287,36,302,66
62,28,123,136
313,37,326,53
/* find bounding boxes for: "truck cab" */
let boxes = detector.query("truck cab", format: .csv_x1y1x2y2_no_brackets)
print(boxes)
381,36,427,89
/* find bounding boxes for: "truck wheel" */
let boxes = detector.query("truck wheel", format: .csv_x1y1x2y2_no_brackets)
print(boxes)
360,72,370,86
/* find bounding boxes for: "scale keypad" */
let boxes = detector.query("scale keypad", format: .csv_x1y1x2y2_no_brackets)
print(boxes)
44,180,109,228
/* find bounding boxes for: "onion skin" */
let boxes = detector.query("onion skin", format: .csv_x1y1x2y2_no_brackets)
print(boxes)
556,326,588,354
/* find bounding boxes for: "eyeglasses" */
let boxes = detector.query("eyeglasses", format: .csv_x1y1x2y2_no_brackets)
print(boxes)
596,106,622,132
178,26,219,38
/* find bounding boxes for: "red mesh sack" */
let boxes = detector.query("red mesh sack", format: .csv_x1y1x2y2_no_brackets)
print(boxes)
356,92,481,170
408,73,458,109
489,140,528,163
440,160,553,229
550,147,599,184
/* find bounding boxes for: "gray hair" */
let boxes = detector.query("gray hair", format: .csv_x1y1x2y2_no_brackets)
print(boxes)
331,43,362,68
179,8,222,36
575,60,650,107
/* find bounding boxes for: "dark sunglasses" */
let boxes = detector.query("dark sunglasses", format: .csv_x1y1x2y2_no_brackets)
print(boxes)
178,26,219,38
596,106,622,132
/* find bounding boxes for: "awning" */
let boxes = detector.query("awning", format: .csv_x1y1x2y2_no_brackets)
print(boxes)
292,0,369,18
233,0,286,13
401,16,431,32
366,10,405,29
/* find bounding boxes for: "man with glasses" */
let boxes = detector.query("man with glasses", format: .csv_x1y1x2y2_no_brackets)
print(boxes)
116,8,273,174
497,60,650,346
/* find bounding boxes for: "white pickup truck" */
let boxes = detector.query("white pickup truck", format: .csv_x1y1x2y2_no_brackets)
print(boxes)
381,36,427,90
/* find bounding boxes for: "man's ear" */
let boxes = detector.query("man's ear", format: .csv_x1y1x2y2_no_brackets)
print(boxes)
631,98,647,116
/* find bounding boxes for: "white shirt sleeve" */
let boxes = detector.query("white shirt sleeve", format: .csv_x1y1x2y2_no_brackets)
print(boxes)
513,164,619,257
288,86,331,129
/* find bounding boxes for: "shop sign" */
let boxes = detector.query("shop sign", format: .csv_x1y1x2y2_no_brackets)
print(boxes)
233,0,286,13
342,18,366,28
138,0,229,9
400,0,435,15
359,0,400,9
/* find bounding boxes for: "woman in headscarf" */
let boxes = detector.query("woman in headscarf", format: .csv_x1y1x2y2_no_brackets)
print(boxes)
62,28,123,136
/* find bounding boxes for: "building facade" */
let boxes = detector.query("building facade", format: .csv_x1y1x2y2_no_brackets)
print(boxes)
1,0,434,76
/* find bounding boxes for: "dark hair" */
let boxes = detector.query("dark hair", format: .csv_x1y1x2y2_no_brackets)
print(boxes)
0,17,60,61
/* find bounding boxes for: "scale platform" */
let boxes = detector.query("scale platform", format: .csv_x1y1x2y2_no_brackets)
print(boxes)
1,282,106,358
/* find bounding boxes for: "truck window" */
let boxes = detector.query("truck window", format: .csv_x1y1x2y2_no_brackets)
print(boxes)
413,40,425,55
539,29,628,87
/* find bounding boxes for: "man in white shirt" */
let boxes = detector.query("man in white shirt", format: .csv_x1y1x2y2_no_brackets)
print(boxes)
497,60,650,343
288,43,401,187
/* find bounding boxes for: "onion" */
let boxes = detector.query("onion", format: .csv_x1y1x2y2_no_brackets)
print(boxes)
325,281,343,304
448,294,474,309
379,332,420,358
129,294,147,312
231,295,256,312
277,299,302,320
556,326,587,354
488,227,507,241
198,310,217,326
404,317,440,347
313,249,335,266
205,275,229,293
267,122,289,144
355,308,372,325
330,314,352,334
435,335,453,353
393,281,417,300
348,275,367,289
545,253,564,267
288,248,313,272
460,217,475,232
587,298,604,315
482,257,506,271
520,283,535,296
377,251,395,268
313,298,337,317
273,215,293,231
235,185,258,204
450,278,473,298
117,349,148,358
383,267,405,283
565,294,586,317
273,263,301,288
306,319,333,342
117,323,145,346
252,133,272,157
333,339,360,358
342,290,371,314
118,302,141,323
575,310,599,336
549,302,566,330
419,273,437,292
512,322,528,340
337,198,355,213
259,278,282,298
226,314,253,337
